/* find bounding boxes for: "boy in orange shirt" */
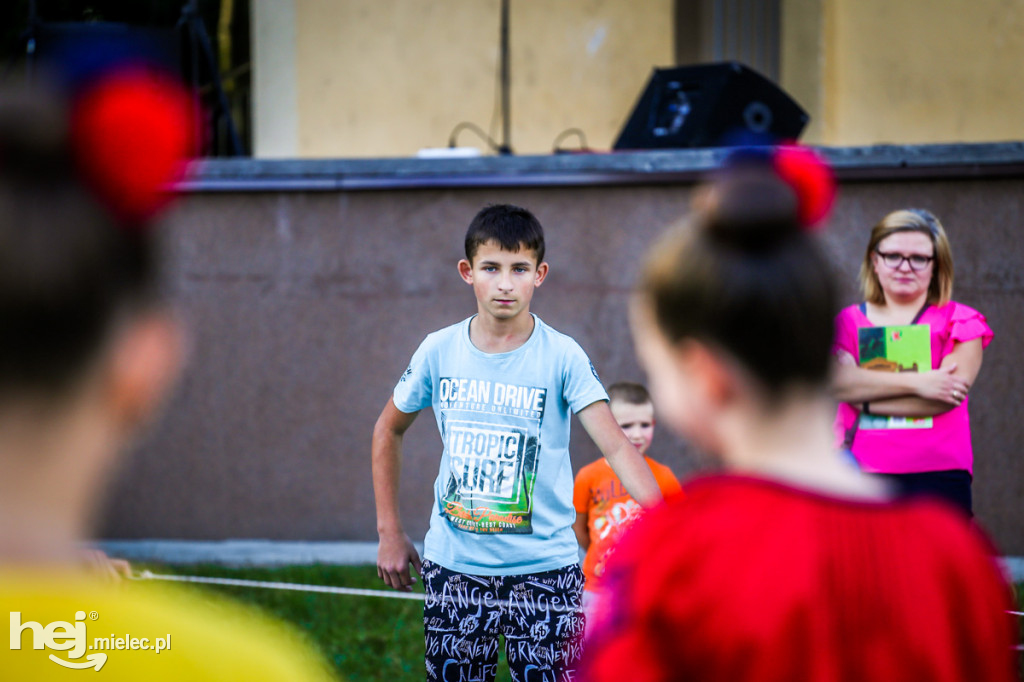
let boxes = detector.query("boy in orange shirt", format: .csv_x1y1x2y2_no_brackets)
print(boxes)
572,382,682,630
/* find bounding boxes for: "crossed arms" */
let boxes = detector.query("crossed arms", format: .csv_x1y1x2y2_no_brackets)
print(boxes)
831,338,983,416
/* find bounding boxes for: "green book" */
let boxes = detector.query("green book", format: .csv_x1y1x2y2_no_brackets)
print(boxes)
858,324,933,430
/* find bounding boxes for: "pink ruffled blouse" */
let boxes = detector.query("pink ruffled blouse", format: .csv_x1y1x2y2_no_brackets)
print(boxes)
832,301,993,474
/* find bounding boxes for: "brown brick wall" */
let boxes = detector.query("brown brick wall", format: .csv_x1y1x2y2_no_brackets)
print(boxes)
100,177,1024,554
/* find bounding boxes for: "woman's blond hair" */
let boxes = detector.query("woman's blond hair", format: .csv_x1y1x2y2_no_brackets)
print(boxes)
858,209,954,306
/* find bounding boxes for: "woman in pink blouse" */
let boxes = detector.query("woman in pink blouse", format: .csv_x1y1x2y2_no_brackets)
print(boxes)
831,209,992,516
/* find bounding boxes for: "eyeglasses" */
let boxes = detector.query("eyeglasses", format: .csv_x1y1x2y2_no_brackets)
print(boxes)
875,250,934,271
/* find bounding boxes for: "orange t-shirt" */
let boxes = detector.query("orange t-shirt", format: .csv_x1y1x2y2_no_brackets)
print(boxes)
573,456,682,592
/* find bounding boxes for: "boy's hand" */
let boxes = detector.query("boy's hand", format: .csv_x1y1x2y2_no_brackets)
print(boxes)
377,531,422,591
79,549,132,583
372,398,422,591
572,511,590,551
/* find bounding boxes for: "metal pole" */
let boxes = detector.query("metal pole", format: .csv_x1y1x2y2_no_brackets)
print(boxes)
498,0,512,155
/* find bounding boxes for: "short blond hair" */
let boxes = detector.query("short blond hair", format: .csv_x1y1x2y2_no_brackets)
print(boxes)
607,382,651,406
859,209,954,306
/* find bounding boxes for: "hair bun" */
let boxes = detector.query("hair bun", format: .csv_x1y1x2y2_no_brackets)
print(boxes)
700,166,801,252
698,144,836,251
0,89,73,181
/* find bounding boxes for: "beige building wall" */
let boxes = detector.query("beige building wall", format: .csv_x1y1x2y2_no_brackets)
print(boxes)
815,0,1024,146
254,0,673,158
254,0,1024,156
780,0,825,144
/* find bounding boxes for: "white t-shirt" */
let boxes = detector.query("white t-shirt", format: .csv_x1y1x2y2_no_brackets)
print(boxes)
393,314,607,575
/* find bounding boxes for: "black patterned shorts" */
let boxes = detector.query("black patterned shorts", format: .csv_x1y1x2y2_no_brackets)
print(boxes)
421,559,586,682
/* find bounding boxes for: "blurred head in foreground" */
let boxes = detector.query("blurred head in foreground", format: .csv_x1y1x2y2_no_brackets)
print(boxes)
580,149,1018,682
0,70,191,563
631,149,839,459
0,59,342,682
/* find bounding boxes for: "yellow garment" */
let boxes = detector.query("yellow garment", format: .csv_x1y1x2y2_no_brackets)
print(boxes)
2,570,338,681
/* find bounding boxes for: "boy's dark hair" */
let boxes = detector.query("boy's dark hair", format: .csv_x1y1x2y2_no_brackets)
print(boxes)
0,88,158,399
464,204,545,265
607,382,652,405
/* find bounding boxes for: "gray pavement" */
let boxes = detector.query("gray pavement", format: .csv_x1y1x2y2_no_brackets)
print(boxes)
97,540,419,567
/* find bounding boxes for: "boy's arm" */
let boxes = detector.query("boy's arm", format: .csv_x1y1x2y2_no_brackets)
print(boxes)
577,401,662,508
572,511,590,550
372,397,422,591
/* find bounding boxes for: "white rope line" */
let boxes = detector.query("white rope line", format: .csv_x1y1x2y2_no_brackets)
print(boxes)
131,570,425,601
130,571,1023,627
130,570,584,613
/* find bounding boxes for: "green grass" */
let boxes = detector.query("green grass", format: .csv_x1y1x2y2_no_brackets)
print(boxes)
140,564,1023,681
139,563,513,682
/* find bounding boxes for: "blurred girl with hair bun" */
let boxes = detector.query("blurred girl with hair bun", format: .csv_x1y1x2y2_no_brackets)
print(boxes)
0,69,336,680
580,151,1016,682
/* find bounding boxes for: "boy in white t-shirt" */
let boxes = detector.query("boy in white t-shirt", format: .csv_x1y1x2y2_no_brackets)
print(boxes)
371,204,661,682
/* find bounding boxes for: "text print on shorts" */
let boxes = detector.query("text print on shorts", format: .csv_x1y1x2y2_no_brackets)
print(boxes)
423,560,585,682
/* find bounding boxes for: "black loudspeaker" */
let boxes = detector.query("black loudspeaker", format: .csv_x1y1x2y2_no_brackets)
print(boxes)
613,62,809,150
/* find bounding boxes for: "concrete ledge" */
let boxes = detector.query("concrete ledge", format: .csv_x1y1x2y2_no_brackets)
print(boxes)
98,540,420,567
1002,556,1024,584
178,142,1024,192
97,540,1024,582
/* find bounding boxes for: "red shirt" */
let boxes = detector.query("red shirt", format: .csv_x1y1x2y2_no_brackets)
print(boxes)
582,475,1017,682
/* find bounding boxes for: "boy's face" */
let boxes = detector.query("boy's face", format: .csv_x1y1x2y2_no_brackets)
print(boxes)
610,399,655,456
458,240,548,322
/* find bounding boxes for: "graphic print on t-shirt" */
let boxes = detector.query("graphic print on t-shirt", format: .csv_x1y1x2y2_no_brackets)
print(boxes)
438,377,547,534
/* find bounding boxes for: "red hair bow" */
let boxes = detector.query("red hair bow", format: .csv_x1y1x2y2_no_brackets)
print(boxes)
70,67,195,226
772,144,836,230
